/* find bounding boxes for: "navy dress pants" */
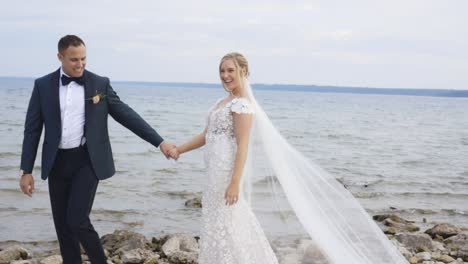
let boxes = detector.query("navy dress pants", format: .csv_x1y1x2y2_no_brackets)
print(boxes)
48,145,106,264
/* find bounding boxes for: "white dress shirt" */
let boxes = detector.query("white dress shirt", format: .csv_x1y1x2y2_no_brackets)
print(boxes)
58,68,86,149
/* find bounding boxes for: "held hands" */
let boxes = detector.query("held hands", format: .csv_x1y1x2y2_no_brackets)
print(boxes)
168,147,180,160
224,181,240,206
159,142,180,160
20,174,35,197
159,142,177,160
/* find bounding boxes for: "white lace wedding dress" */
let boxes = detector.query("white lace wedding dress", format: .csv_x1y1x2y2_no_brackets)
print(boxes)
198,97,279,264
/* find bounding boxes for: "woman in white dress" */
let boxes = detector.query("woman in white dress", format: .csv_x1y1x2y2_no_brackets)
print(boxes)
169,53,278,263
169,53,409,264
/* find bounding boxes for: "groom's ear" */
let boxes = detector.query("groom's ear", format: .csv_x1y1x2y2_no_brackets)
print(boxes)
57,52,63,62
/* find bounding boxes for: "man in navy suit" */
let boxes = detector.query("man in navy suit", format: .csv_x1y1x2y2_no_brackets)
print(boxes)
19,35,175,264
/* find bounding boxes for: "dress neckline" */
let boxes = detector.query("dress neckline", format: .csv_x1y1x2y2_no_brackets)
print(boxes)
212,96,242,112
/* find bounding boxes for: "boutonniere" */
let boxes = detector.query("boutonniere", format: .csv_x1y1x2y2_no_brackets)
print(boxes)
86,90,107,104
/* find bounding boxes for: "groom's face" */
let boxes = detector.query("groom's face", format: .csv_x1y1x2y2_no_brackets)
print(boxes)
58,44,86,77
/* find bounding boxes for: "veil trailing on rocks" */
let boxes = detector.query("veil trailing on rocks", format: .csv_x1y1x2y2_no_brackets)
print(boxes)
240,78,409,264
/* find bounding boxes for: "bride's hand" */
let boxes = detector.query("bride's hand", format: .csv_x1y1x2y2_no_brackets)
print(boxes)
168,147,180,160
224,181,240,206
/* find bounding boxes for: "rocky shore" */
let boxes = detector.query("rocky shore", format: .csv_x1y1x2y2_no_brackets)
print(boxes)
1,214,467,264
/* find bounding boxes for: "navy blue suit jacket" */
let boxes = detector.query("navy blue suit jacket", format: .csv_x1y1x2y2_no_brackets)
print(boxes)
20,69,164,180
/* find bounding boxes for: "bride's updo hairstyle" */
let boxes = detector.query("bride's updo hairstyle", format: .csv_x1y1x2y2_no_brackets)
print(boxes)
220,52,250,79
219,52,250,94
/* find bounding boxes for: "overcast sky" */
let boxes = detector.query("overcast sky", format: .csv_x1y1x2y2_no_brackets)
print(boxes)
1,1,467,89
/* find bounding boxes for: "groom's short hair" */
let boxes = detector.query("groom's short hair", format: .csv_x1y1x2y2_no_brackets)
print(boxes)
58,35,85,53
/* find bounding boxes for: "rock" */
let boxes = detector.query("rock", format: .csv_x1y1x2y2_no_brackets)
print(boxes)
396,233,434,252
296,239,328,264
0,246,30,264
39,255,62,264
11,260,39,264
426,224,461,239
161,234,198,263
373,214,413,223
436,254,455,263
432,241,448,253
120,248,159,264
398,245,412,259
444,232,468,261
111,255,121,264
101,230,148,255
143,257,159,264
384,218,420,232
408,256,419,264
416,252,432,261
373,214,420,233
185,197,202,208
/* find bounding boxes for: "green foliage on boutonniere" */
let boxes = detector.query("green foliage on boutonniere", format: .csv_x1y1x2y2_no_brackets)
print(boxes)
86,90,107,104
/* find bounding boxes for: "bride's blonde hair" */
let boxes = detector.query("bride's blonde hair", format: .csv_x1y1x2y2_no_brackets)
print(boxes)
219,52,250,78
219,52,250,94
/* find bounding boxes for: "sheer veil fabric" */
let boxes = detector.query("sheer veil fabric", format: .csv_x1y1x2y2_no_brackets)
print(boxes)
240,79,409,264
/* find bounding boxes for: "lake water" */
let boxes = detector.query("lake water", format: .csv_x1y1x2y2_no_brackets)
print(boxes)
0,77,467,259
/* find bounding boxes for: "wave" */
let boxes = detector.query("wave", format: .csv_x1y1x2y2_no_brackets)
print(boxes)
397,192,468,198
92,208,141,216
0,152,20,158
370,208,467,217
151,190,200,199
155,168,178,174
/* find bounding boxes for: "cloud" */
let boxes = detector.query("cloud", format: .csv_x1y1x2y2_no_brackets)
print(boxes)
1,0,467,89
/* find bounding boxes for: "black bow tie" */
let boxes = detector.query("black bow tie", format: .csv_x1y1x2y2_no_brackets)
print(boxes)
61,74,85,86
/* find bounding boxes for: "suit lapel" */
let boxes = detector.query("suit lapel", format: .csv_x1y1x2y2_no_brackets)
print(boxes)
50,69,61,130
84,70,94,135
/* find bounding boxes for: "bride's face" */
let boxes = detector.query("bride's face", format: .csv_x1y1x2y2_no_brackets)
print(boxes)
220,59,241,93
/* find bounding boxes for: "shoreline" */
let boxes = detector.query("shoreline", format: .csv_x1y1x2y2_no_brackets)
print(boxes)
1,214,467,264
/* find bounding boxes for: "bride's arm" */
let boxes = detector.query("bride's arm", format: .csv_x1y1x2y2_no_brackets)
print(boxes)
225,113,253,205
175,127,207,155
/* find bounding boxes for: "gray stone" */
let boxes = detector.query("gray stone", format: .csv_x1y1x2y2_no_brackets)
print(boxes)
0,246,29,264
408,256,419,264
161,234,198,263
398,246,412,259
444,232,468,261
121,248,159,264
101,230,148,255
185,197,202,208
39,255,62,264
396,233,434,252
416,252,432,260
437,254,456,263
296,239,328,264
373,214,420,233
426,224,462,239
11,260,39,264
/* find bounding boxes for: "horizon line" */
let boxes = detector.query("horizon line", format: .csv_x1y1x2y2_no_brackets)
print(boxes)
0,75,466,92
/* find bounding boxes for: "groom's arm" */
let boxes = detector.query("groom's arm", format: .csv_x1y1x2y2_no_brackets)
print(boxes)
105,80,164,148
20,81,43,174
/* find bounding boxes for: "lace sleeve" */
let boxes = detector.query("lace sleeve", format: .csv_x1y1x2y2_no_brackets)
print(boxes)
229,98,254,114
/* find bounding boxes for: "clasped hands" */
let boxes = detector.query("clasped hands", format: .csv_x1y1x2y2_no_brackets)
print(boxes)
159,142,180,160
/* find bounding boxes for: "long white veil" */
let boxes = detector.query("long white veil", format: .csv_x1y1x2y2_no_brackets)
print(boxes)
241,78,408,264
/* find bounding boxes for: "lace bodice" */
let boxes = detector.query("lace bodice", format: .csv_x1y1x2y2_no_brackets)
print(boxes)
205,97,254,142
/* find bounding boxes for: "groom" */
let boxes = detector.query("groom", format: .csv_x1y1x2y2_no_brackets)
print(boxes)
19,35,174,264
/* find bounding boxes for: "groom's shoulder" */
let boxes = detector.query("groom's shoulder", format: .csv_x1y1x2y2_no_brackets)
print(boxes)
35,69,59,84
85,70,110,83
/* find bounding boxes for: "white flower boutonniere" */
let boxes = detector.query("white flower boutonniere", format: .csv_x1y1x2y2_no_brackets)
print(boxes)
86,90,107,104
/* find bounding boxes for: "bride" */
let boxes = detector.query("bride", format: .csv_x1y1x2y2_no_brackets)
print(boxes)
168,52,409,264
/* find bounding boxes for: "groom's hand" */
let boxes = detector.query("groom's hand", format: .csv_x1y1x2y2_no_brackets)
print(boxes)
20,174,35,197
159,142,176,159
